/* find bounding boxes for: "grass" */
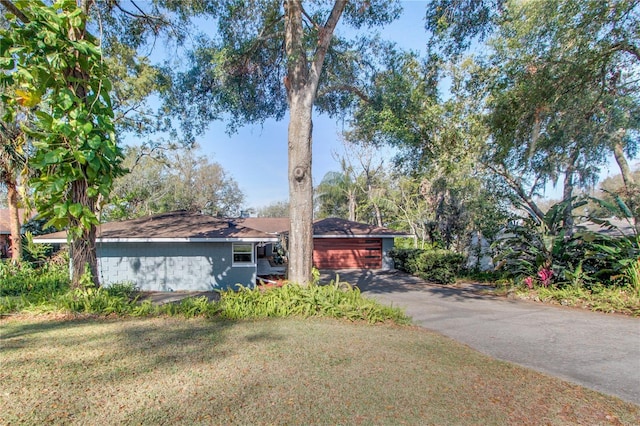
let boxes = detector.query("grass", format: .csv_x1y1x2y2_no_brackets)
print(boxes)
1,316,638,425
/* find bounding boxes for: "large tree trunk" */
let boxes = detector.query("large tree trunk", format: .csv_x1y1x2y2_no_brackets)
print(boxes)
7,183,21,263
284,0,346,284
287,97,314,285
70,179,99,288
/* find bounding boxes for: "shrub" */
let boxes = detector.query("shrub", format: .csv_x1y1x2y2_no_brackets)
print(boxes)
391,248,464,284
218,281,410,324
0,259,69,297
1,264,409,325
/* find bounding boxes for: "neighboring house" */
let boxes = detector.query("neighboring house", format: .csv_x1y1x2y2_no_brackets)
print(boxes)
35,211,278,291
239,217,408,270
0,208,34,258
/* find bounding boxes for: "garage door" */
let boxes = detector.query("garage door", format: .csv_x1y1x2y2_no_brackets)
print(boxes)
313,238,382,269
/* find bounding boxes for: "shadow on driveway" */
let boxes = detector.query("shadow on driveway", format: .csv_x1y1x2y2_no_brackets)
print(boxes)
321,269,505,303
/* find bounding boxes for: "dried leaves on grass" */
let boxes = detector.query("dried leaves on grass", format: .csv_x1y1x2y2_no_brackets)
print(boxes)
1,316,638,425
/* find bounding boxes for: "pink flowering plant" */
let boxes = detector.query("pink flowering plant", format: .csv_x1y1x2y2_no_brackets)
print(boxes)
537,268,554,287
523,276,534,289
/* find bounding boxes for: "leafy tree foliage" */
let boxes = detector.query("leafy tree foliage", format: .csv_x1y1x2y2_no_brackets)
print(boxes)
257,200,290,218
105,145,244,220
1,0,124,286
477,0,639,231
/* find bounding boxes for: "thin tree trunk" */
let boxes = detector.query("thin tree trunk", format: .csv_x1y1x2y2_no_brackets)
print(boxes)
613,141,635,190
612,141,640,233
562,160,576,238
348,190,356,222
7,183,21,263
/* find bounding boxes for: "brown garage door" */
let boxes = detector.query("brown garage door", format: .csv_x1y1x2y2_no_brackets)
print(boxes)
313,238,382,269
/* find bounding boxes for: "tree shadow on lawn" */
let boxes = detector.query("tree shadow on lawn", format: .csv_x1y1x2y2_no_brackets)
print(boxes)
1,316,284,378
0,316,290,424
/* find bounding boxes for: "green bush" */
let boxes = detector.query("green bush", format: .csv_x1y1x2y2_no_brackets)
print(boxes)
391,248,464,284
0,264,409,325
218,281,409,324
0,259,69,297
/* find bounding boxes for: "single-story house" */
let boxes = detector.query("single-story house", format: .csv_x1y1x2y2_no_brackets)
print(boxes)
35,212,408,291
238,217,408,270
35,211,279,291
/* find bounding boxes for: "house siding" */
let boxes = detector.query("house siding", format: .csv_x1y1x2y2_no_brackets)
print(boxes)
97,242,256,291
382,238,395,270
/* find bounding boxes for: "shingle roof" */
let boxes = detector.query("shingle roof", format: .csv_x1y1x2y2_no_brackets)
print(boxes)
236,217,408,237
35,211,279,242
34,213,408,243
236,217,290,234
312,217,409,238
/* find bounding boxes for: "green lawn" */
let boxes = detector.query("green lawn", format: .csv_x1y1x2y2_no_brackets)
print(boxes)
1,316,638,425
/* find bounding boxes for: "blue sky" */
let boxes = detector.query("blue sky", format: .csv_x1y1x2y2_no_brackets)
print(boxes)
191,1,429,210
168,1,625,209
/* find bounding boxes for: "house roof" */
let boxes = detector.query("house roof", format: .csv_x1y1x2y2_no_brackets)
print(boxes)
312,217,409,238
0,208,34,234
34,211,280,243
236,217,290,234
236,216,409,238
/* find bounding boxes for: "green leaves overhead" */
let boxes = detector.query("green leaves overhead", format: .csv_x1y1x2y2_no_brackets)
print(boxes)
0,0,124,238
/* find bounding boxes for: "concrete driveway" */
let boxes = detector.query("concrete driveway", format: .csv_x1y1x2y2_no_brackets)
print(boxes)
322,269,640,406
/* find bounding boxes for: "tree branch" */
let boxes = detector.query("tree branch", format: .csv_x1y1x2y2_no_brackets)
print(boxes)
0,0,29,23
317,84,369,102
612,41,640,62
484,161,545,221
309,0,347,90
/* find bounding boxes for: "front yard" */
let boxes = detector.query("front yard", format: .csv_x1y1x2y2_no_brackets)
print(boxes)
1,316,638,425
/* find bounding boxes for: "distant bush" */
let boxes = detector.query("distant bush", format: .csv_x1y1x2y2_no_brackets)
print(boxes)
391,248,464,284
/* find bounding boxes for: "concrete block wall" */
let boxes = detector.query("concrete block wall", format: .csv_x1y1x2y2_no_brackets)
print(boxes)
382,238,395,270
97,242,256,291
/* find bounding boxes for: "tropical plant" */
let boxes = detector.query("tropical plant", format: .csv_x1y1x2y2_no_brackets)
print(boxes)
1,0,125,287
495,194,640,288
492,198,589,286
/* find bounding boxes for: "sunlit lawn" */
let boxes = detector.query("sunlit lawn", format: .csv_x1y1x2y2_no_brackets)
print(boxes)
1,316,638,425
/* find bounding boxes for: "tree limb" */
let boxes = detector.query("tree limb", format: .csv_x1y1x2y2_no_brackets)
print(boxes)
484,161,545,221
317,84,369,102
309,0,347,90
0,0,29,23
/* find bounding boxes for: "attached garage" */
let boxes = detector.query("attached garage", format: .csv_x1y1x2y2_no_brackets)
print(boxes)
313,238,382,269
312,218,408,270
239,216,410,271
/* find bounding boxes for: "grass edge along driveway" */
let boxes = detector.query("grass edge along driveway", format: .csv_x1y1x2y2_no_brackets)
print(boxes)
1,316,638,425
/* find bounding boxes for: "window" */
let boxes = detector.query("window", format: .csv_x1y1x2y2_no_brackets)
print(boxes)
233,243,254,265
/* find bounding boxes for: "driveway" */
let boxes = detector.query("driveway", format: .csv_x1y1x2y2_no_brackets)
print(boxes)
322,269,640,406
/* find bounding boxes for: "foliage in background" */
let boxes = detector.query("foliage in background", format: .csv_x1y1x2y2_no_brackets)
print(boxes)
390,248,464,284
104,144,244,220
494,196,640,290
